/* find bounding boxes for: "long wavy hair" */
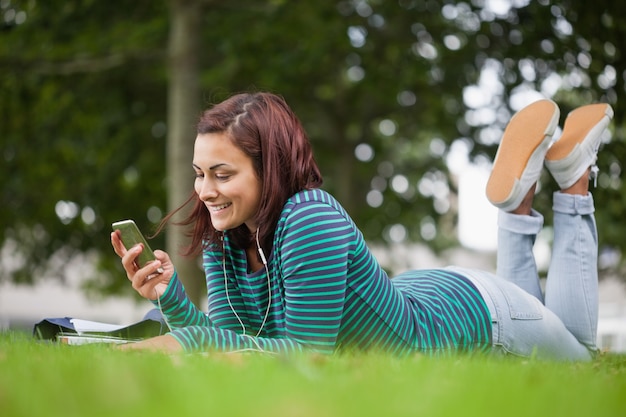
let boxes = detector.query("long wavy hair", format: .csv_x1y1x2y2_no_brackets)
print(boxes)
160,92,323,257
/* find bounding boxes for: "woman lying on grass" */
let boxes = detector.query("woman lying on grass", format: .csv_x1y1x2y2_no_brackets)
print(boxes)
111,92,613,360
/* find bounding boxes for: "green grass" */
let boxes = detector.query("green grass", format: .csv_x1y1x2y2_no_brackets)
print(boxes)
1,332,625,417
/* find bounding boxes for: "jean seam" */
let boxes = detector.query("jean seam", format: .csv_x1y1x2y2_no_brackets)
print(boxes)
577,219,595,347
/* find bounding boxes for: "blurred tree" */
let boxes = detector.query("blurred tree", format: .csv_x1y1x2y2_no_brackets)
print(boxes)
0,1,170,294
165,0,205,306
0,0,623,304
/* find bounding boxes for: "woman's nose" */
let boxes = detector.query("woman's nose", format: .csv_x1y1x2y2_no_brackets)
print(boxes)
198,179,218,200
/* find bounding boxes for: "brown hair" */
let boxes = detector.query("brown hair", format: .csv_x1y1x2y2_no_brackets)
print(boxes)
160,92,323,256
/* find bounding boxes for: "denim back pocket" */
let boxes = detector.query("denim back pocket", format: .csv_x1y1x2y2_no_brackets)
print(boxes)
502,284,543,320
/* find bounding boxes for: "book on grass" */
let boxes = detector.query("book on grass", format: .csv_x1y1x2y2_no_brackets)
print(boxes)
33,309,168,345
56,333,135,345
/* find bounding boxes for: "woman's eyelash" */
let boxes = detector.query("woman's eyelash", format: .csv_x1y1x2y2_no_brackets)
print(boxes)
193,169,231,180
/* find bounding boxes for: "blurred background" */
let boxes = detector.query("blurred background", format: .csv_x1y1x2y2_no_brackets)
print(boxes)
1,0,625,351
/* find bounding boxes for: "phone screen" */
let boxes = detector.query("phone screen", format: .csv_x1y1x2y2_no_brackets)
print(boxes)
112,219,157,268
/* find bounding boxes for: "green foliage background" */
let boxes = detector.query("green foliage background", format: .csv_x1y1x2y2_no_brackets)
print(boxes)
1,0,624,295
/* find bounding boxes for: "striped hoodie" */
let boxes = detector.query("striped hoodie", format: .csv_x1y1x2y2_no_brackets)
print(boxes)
157,189,492,354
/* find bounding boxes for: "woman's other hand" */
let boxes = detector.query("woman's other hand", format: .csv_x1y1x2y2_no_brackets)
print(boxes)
116,334,184,352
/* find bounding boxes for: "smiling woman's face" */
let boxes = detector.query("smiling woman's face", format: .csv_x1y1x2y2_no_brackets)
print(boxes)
192,132,262,233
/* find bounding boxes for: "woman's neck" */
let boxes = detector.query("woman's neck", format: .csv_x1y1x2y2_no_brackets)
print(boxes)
245,245,264,273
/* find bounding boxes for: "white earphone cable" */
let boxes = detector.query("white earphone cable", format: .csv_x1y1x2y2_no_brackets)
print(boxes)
255,228,272,335
223,230,272,340
156,289,173,333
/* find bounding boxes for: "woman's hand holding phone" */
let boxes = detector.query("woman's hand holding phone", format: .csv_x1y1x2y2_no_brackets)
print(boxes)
110,225,174,301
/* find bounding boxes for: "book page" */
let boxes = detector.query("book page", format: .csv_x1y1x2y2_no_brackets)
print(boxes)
58,334,133,345
70,319,127,334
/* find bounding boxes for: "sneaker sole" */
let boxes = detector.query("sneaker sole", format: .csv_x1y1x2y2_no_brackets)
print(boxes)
545,103,613,189
486,99,559,211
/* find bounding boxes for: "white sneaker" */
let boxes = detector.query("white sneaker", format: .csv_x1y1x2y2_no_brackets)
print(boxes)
486,99,560,211
545,103,613,189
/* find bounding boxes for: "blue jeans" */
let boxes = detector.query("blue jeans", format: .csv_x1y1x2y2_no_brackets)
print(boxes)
449,191,598,361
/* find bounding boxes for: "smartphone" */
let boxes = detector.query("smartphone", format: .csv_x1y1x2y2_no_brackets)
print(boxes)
111,219,159,269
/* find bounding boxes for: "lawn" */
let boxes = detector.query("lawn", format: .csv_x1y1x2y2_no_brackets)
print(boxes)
1,331,624,417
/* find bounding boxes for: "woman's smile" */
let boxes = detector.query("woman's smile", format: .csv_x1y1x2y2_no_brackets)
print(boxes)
208,203,232,212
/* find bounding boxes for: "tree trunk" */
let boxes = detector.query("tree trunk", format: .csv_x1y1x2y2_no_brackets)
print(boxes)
166,0,204,306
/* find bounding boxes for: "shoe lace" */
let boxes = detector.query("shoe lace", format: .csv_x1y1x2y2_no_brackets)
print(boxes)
589,139,603,188
590,165,599,188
